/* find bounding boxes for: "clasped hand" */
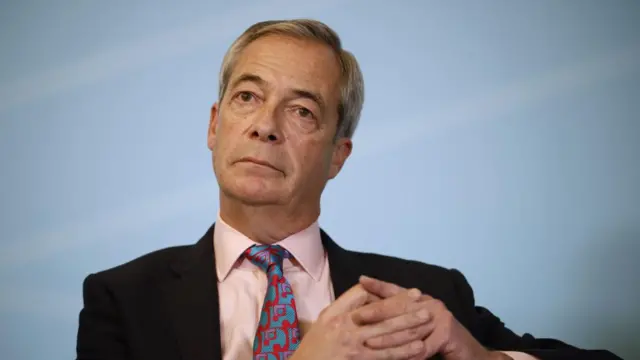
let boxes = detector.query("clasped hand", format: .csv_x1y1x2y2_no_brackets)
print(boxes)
290,276,508,360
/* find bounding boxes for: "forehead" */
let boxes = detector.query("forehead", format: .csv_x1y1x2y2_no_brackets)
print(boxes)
230,34,342,100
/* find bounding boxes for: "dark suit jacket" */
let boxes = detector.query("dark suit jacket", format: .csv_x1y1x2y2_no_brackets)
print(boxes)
76,224,621,360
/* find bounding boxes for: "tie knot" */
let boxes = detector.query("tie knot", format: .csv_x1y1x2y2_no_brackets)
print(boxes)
243,245,290,273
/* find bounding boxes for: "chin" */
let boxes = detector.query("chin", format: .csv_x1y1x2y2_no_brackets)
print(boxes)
220,175,288,206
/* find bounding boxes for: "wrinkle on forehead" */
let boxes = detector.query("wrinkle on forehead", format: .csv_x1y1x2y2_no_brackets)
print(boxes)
231,34,342,108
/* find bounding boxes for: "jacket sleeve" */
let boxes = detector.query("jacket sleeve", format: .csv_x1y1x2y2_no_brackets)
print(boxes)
76,273,128,360
449,269,623,360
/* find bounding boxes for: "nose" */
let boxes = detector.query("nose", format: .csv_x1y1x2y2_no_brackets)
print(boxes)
248,109,283,144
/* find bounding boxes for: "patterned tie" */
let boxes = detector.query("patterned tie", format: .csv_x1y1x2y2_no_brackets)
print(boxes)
244,245,301,360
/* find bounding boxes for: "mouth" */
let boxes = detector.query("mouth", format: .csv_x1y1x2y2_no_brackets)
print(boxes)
236,157,282,173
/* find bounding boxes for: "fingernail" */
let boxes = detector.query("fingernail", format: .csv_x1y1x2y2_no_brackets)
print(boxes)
360,275,372,281
408,288,421,298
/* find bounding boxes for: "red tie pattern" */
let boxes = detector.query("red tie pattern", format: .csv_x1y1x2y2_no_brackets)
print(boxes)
244,245,301,360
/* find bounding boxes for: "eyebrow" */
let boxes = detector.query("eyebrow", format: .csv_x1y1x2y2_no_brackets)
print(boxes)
292,88,325,110
229,72,326,109
229,73,265,89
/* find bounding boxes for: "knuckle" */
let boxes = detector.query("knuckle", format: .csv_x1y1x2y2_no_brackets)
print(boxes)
377,347,395,360
357,306,380,324
400,297,414,312
406,326,420,338
371,303,388,320
336,313,352,326
390,331,408,343
371,333,393,347
392,296,415,316
406,309,428,326
338,331,355,346
336,327,359,346
382,313,405,331
344,346,364,360
395,341,423,360
427,298,448,316
327,313,349,333
386,328,416,345
432,298,445,310
373,304,386,318
420,322,433,335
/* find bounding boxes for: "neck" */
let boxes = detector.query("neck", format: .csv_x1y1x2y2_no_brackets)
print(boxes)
218,192,320,244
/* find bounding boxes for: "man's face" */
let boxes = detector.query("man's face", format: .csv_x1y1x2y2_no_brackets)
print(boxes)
208,35,352,207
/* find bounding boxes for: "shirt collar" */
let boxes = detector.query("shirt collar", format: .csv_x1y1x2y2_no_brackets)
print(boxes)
213,213,325,281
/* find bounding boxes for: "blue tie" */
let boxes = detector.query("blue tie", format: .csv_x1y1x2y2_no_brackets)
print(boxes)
244,245,301,360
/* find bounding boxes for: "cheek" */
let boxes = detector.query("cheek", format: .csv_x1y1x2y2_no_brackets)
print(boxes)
212,127,233,168
293,143,333,178
215,116,241,150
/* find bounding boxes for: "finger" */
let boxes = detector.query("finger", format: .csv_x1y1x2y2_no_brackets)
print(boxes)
321,284,376,319
363,339,425,360
366,294,382,303
419,307,453,360
359,275,408,299
421,325,448,359
351,288,422,324
365,321,435,349
407,349,430,360
359,305,433,340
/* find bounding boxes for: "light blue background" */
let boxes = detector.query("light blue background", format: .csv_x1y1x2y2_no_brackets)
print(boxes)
1,1,639,359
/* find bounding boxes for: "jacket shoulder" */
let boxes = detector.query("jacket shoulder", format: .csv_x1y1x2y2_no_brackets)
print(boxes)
350,249,453,276
85,244,191,286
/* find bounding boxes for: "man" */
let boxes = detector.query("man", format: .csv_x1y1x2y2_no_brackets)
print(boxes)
76,19,621,360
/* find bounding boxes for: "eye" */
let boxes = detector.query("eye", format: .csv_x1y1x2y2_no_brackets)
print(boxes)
237,91,255,102
295,107,313,119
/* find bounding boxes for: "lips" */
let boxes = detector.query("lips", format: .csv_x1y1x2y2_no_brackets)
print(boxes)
236,157,281,172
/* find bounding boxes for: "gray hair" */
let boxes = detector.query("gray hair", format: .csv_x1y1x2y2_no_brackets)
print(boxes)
217,19,364,139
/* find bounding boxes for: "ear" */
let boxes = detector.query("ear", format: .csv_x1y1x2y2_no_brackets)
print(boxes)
207,103,220,151
328,137,352,180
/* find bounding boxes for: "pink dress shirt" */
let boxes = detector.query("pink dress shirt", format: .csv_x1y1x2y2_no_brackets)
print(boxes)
214,215,536,360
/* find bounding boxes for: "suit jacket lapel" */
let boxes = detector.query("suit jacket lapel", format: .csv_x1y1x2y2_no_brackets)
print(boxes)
163,224,222,360
320,228,365,299
160,224,361,360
